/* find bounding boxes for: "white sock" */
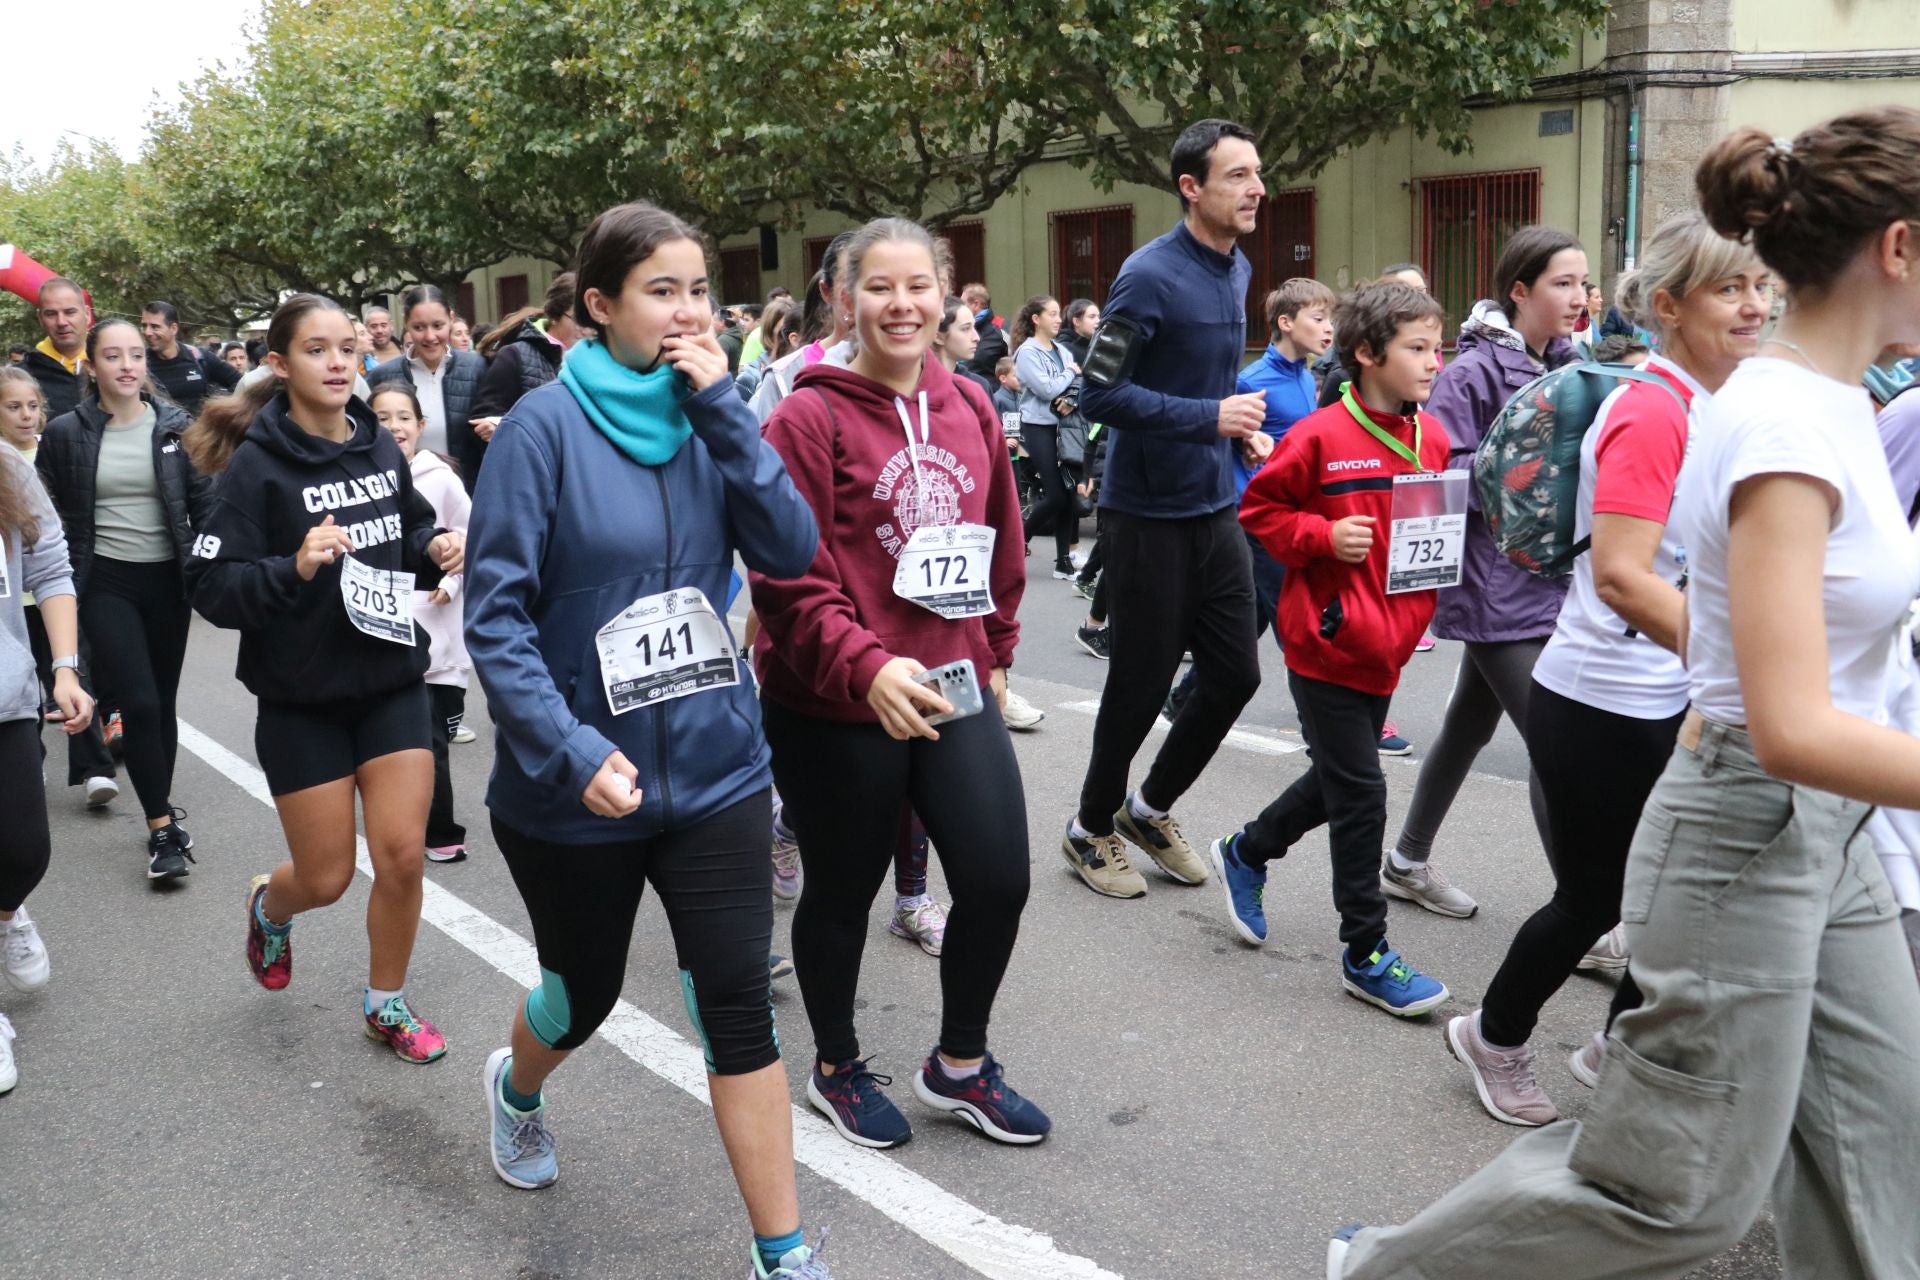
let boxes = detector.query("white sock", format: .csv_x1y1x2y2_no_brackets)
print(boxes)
1388,848,1421,873
1128,792,1168,822
1069,819,1094,841
896,893,931,912
365,986,402,1015
936,1055,983,1082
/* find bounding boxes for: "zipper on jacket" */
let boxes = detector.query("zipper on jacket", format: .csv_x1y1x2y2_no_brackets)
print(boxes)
651,466,675,828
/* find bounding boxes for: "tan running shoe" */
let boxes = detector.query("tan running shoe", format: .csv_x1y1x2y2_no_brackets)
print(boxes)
1113,805,1209,885
1061,822,1148,899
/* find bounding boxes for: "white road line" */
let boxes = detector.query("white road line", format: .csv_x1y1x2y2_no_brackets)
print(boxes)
1054,700,1305,755
176,719,1120,1280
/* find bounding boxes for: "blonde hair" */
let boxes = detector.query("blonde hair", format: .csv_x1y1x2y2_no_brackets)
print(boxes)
1614,211,1764,337
0,366,47,435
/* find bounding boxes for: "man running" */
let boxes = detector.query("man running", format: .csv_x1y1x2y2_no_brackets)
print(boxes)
1061,118,1270,899
22,277,89,420
140,301,240,416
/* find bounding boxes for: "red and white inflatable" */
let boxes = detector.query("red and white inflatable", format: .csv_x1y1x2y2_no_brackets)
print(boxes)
0,244,90,313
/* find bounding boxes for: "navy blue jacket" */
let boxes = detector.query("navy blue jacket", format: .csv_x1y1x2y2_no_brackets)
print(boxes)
464,376,817,844
1081,221,1250,518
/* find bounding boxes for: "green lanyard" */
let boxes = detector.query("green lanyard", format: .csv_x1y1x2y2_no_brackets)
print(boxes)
1340,383,1427,473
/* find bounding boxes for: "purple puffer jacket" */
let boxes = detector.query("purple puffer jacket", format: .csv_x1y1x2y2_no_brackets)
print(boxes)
1428,302,1577,644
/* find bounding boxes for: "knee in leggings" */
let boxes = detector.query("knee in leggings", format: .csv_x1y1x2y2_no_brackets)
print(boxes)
526,965,613,1053
680,964,780,1075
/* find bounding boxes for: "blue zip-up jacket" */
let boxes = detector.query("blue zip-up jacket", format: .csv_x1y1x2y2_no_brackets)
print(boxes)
464,376,817,844
1238,344,1318,443
1082,221,1250,519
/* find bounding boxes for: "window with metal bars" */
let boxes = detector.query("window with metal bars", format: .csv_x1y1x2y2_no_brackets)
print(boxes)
1051,206,1135,307
719,246,761,305
1413,169,1542,342
1240,189,1317,348
939,221,986,296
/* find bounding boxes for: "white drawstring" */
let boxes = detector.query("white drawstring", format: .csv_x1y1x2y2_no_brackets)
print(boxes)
894,391,931,495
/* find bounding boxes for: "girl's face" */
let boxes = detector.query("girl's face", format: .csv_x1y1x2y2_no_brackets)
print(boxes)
91,324,147,401
267,310,358,413
353,320,371,351
450,318,472,352
0,381,42,449
1511,248,1591,341
373,390,422,458
585,237,712,372
844,240,942,369
940,305,980,363
1073,304,1101,337
406,302,452,366
548,313,583,349
1035,299,1062,340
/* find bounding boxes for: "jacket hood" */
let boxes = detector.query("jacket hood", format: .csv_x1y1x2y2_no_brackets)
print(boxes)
1459,300,1527,353
243,391,384,466
410,446,455,479
790,352,974,419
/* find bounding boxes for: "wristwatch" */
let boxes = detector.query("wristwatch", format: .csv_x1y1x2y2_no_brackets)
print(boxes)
50,655,80,672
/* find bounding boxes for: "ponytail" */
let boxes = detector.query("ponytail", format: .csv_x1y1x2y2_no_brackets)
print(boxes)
185,375,276,475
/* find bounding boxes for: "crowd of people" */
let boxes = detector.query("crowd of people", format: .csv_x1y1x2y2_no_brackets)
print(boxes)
3,102,1919,1280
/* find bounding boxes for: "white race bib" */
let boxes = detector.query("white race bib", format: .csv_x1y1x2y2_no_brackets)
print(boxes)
595,586,739,715
1386,470,1470,595
892,522,996,619
340,554,416,644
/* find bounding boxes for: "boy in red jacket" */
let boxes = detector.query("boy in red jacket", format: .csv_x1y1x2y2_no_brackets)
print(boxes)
1209,281,1456,1017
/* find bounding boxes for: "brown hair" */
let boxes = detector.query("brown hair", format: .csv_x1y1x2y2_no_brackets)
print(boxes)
1491,226,1584,318
186,294,349,474
478,273,576,358
572,202,703,329
79,318,163,404
1011,295,1057,347
757,297,801,358
1334,281,1445,374
1264,277,1336,336
1697,108,1920,295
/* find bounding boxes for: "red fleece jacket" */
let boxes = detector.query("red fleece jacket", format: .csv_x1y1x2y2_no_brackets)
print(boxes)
750,357,1025,722
1240,392,1453,696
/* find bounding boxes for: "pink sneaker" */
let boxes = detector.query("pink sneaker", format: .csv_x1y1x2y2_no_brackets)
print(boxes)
1415,634,1436,652
426,844,468,864
364,994,447,1064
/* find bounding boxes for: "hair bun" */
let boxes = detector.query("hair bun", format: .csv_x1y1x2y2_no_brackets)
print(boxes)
1697,127,1797,239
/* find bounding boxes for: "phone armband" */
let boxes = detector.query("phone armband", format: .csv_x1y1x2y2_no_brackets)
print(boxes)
1081,315,1145,390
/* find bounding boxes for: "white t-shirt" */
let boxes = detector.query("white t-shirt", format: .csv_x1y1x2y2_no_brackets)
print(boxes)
1675,357,1920,725
1534,357,1700,719
409,353,450,456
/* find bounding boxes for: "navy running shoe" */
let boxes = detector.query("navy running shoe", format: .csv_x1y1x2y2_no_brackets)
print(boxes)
911,1051,1050,1145
1342,945,1449,1017
807,1059,912,1149
1210,833,1268,945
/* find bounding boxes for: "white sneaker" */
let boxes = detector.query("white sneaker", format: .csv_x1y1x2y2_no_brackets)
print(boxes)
0,1013,16,1093
450,723,477,744
1069,549,1089,570
1577,924,1630,976
1001,688,1045,732
85,775,119,809
2,907,49,991
1569,1031,1607,1089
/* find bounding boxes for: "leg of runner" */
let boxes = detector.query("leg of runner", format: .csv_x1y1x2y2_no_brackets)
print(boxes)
425,682,467,861
0,720,53,1005
888,808,945,957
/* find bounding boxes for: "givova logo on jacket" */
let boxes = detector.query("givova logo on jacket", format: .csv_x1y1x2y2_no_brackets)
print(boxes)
871,444,979,558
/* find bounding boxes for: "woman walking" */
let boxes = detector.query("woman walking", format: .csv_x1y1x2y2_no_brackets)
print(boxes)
1012,295,1081,579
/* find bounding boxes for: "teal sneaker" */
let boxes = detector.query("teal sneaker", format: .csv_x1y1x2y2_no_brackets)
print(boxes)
751,1228,834,1278
1341,945,1448,1017
484,1047,557,1189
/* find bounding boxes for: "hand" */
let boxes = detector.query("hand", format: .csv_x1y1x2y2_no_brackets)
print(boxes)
1076,481,1091,497
428,530,466,575
1217,390,1266,439
1330,514,1377,564
990,666,1008,711
865,656,952,741
48,669,93,735
582,750,643,818
428,587,451,606
469,416,500,442
662,331,730,392
296,515,356,580
1245,430,1275,462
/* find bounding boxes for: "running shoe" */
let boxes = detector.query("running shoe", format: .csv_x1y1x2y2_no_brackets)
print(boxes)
1,906,50,992
1415,633,1436,652
0,1013,15,1094
364,994,448,1064
484,1047,558,1189
911,1051,1051,1145
1052,556,1075,580
751,1230,835,1279
1341,945,1449,1017
84,775,118,809
771,806,803,901
1074,624,1111,660
1060,821,1147,899
104,711,124,753
1210,833,1268,945
769,953,795,981
1380,856,1478,918
1445,1010,1559,1126
450,722,477,745
165,805,194,849
1114,802,1209,884
1577,924,1630,975
244,874,292,990
426,843,468,864
888,897,948,957
1000,688,1045,731
1569,1031,1607,1089
1378,720,1413,755
1327,1225,1363,1278
147,823,194,881
807,1058,912,1149
1072,576,1097,602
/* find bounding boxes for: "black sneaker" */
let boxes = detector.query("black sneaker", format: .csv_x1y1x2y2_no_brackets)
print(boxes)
1073,576,1097,602
1075,624,1111,660
147,822,195,881
1052,557,1075,580
165,805,194,850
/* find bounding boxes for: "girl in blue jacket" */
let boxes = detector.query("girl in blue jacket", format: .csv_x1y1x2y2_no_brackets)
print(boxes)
462,201,829,1280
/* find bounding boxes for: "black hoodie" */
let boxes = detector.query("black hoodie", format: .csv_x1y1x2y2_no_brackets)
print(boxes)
186,393,445,704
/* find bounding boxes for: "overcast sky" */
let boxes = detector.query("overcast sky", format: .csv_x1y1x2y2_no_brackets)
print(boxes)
3,1,263,170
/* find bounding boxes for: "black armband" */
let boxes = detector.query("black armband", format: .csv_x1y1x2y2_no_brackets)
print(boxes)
1081,315,1145,390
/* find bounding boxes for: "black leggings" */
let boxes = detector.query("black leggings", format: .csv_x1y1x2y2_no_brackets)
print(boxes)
427,683,465,847
764,697,1031,1063
80,558,190,821
1021,423,1075,563
0,720,52,911
25,603,116,786
1478,680,1672,1047
493,790,778,1075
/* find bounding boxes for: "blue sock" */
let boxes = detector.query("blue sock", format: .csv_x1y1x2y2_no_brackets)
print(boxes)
499,1066,543,1114
254,893,290,934
755,1228,805,1272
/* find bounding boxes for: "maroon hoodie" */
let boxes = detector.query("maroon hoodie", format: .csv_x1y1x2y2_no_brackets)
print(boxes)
750,357,1025,723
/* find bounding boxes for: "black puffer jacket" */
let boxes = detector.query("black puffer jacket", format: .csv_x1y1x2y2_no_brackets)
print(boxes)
369,349,487,486
471,320,563,424
22,346,84,420
36,393,211,597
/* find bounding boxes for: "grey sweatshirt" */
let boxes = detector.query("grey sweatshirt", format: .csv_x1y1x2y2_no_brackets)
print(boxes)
2,446,75,723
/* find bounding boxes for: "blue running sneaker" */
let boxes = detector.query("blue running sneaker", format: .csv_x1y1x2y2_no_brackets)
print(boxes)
1210,833,1267,945
1342,945,1449,1017
1327,1225,1364,1278
484,1047,558,1189
808,1058,912,1149
911,1051,1051,1145
751,1228,835,1278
